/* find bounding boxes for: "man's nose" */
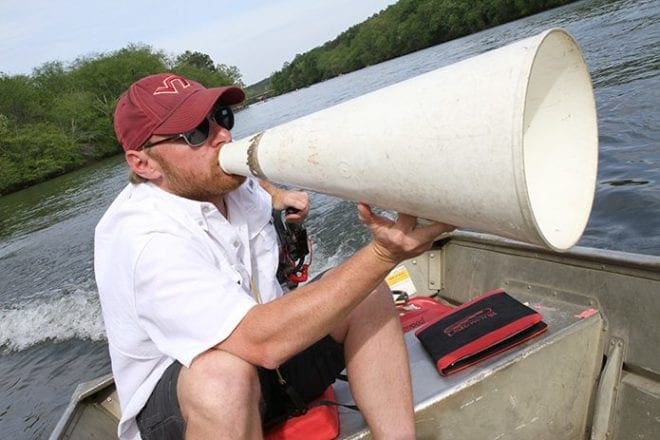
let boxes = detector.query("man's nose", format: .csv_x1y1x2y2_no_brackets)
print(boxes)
210,120,232,146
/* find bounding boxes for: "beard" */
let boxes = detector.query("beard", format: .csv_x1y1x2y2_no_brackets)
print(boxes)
150,149,246,202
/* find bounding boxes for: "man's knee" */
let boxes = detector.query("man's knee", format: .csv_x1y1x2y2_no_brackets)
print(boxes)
178,350,261,418
359,282,397,317
331,281,397,342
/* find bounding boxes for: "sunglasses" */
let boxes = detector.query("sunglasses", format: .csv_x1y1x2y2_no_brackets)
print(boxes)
143,105,234,149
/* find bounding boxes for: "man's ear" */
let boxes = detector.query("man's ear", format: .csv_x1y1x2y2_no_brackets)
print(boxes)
125,150,162,181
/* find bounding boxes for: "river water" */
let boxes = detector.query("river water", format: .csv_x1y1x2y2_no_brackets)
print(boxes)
0,0,658,437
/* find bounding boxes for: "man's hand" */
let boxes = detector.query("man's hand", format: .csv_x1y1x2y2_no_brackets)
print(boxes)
259,179,310,223
357,203,454,264
275,190,310,223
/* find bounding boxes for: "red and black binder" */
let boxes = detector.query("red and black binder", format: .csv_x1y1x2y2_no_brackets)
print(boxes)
415,289,547,375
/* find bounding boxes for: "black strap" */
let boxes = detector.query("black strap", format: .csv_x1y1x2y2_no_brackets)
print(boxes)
281,381,308,416
310,399,359,412
278,372,359,415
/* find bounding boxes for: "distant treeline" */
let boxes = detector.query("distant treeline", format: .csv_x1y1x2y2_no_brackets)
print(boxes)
270,0,577,94
0,46,242,195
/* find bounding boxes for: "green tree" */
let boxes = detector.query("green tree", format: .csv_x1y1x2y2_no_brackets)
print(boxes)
0,43,243,194
269,0,578,95
216,63,244,87
0,74,42,124
175,51,216,71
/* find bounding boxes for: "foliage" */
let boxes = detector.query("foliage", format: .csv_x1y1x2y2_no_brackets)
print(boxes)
270,0,577,94
244,77,273,105
175,50,217,71
0,45,242,195
174,51,244,87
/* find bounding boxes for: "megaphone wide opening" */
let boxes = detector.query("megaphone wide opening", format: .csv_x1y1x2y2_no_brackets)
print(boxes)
522,30,598,250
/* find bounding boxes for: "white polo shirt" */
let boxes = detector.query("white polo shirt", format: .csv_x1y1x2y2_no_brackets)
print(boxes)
94,177,282,440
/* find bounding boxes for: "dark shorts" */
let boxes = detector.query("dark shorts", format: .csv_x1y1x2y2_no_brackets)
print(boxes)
136,335,345,439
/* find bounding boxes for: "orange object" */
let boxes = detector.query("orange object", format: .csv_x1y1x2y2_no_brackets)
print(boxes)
265,385,340,440
398,297,453,333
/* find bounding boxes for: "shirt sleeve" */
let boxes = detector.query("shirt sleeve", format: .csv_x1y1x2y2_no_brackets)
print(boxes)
133,231,256,368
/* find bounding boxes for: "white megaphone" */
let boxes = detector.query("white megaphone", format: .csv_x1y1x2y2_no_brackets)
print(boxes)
220,28,598,251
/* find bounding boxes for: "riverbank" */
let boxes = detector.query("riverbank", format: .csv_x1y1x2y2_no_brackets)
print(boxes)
0,50,240,196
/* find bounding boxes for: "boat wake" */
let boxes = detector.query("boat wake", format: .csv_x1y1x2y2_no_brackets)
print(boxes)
0,282,106,353
0,241,352,355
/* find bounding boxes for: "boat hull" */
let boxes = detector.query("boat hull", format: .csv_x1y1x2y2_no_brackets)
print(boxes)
51,232,660,439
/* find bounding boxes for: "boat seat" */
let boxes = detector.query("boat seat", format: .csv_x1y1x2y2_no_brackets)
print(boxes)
334,291,604,439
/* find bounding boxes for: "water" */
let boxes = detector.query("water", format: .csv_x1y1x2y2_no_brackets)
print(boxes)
0,0,658,437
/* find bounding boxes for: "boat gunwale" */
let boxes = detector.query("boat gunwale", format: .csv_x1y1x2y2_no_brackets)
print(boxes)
444,231,660,277
49,374,115,440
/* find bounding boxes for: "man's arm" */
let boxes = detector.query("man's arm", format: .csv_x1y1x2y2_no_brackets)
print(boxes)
216,203,453,369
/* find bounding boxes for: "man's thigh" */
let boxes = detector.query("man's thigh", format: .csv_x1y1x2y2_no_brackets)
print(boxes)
137,335,345,438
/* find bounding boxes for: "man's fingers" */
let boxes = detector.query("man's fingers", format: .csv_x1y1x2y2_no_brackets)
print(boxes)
358,203,457,264
281,191,310,223
357,203,394,229
356,202,370,223
394,213,417,232
285,193,308,210
285,212,305,223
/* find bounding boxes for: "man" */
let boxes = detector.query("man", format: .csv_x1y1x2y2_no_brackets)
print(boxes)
95,73,453,440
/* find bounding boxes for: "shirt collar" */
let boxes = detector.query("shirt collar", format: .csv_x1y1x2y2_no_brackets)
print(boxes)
227,177,272,238
141,182,219,231
140,179,269,235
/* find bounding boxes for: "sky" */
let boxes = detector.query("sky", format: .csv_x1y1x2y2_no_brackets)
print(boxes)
0,0,399,85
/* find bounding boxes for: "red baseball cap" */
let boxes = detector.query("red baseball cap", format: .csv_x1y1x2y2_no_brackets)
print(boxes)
114,73,245,151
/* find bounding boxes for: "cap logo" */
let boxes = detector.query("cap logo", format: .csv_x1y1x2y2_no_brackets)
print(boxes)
153,75,191,95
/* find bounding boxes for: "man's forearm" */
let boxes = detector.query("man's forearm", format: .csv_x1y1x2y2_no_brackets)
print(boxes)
215,241,397,369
